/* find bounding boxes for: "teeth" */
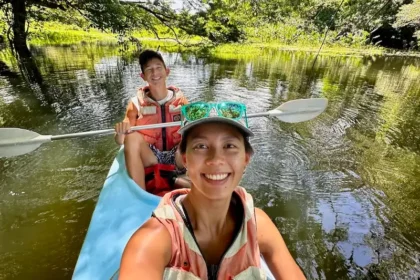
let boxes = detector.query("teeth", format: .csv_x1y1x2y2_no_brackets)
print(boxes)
204,173,229,181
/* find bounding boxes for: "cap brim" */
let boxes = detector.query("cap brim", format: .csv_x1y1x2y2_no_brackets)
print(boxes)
178,117,254,137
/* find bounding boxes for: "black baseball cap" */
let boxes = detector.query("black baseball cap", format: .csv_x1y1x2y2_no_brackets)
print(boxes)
139,50,166,73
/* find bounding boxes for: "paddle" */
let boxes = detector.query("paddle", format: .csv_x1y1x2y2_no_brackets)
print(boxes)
0,98,327,158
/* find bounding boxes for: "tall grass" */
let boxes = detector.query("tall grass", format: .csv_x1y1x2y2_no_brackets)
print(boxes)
243,20,379,55
1,21,418,57
28,22,116,45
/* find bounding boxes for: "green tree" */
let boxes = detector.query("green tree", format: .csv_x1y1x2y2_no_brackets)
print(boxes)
240,0,416,46
0,0,180,60
179,0,251,43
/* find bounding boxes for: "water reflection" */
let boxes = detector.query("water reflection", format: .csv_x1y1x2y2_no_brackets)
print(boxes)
1,43,420,279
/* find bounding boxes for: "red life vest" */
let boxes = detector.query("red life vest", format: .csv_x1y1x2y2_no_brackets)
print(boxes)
130,86,188,151
144,164,176,197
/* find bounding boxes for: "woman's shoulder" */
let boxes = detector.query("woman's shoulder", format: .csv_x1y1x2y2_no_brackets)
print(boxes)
129,217,171,245
120,217,171,279
254,208,270,225
122,218,171,261
119,218,172,278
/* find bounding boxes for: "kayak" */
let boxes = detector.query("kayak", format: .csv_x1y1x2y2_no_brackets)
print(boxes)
72,148,275,279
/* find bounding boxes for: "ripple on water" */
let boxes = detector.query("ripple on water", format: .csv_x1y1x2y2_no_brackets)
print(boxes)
331,107,359,136
247,121,311,195
207,79,272,113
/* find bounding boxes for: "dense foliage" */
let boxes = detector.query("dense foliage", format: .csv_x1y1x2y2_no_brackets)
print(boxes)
394,0,420,37
0,0,418,59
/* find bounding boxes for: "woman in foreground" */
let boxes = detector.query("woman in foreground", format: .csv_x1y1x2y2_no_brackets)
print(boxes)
119,101,306,279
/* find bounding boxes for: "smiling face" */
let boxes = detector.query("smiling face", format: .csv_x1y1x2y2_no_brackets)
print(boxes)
182,122,251,200
140,57,170,87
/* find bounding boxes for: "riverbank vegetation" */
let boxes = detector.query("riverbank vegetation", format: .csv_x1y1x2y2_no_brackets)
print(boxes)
0,19,414,60
1,0,419,62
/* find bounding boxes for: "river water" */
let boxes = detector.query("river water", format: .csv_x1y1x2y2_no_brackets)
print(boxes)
0,44,419,279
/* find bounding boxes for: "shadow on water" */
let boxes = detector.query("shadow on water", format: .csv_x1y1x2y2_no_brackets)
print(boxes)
1,43,420,279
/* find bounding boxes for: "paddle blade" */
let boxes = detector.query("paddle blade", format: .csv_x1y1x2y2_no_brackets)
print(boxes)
0,128,51,158
269,98,328,123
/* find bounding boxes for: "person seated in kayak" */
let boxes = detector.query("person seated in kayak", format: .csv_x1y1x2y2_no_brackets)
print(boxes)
119,101,306,280
114,50,190,190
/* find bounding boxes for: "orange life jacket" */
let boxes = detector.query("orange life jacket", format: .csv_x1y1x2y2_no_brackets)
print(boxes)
152,188,267,279
130,86,188,151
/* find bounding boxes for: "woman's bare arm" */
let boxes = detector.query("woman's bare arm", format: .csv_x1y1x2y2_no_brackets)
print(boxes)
256,207,306,280
119,218,171,280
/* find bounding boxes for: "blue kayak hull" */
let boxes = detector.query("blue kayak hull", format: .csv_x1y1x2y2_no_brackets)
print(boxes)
73,148,274,279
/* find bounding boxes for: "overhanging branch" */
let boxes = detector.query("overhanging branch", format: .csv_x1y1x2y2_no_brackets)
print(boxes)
117,1,195,37
121,1,174,22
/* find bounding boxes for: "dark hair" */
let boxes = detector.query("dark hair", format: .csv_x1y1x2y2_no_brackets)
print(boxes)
179,130,254,156
139,50,166,73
